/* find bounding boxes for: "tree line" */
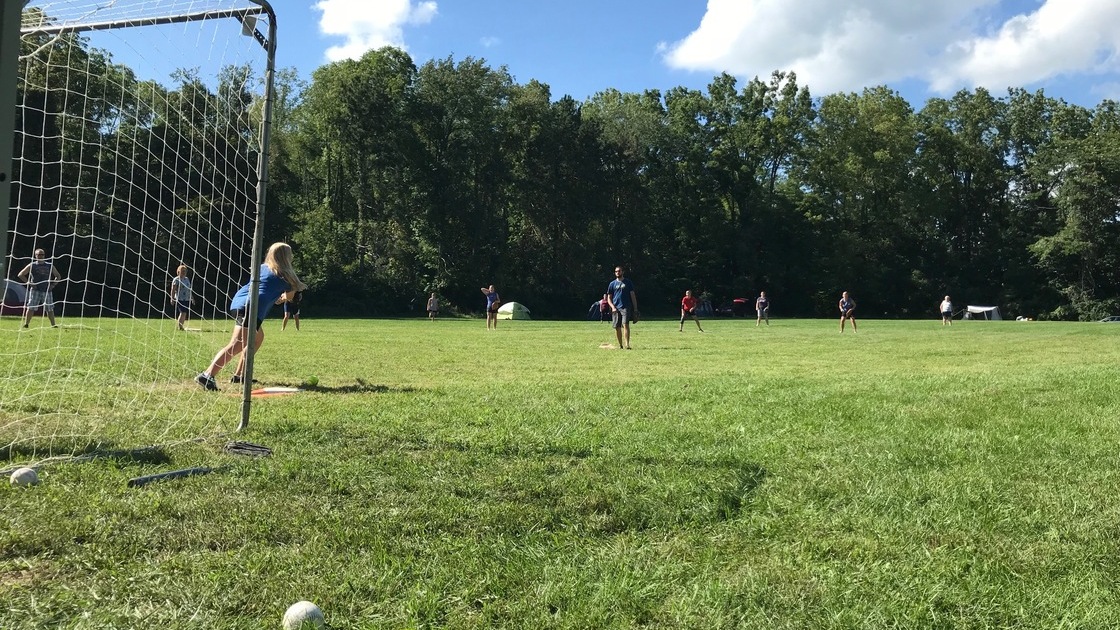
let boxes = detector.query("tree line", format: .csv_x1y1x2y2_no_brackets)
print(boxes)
11,33,1120,320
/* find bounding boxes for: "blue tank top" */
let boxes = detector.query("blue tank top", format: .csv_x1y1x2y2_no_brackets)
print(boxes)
29,261,53,290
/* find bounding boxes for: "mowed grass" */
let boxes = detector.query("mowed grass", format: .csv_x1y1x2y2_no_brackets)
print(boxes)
4,316,1120,629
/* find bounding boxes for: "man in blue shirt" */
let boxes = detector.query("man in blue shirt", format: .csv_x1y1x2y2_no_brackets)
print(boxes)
607,265,639,349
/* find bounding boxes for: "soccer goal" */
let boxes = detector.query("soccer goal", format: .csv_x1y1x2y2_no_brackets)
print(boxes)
0,0,277,469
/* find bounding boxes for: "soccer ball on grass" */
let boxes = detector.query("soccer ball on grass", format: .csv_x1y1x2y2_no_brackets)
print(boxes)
282,601,324,629
10,467,39,488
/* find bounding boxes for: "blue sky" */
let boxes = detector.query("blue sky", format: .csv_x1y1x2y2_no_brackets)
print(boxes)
272,0,1120,109
55,0,1120,109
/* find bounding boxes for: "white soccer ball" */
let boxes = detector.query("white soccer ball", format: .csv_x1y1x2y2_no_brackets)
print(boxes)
10,467,39,488
282,601,324,630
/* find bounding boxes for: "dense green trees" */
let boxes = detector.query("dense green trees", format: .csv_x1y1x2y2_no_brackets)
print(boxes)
12,39,1120,320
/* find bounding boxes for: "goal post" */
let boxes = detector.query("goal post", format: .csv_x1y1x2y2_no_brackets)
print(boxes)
0,1,22,282
2,0,278,468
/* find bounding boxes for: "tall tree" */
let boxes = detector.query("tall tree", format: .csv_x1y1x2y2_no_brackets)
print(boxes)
914,89,1011,306
1029,123,1120,319
293,47,419,308
410,56,515,309
800,87,922,315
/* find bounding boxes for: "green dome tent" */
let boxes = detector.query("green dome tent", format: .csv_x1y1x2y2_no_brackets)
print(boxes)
497,302,531,320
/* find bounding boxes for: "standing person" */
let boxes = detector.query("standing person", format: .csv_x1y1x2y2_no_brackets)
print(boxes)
839,291,858,333
426,292,439,320
18,248,62,329
599,293,611,322
755,291,770,327
169,264,193,331
481,285,500,329
679,289,704,332
282,290,303,331
607,265,639,349
940,295,953,326
195,242,306,390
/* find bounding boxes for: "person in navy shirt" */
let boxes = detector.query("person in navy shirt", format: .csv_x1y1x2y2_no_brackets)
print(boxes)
283,290,303,330
839,291,857,333
481,284,500,330
607,265,639,349
18,248,62,328
755,291,770,327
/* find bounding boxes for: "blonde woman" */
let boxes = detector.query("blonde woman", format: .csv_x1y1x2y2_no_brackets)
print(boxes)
169,264,193,330
195,243,306,390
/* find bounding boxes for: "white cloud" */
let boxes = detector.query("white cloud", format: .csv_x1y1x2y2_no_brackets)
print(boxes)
480,36,501,49
931,0,1120,92
662,0,1120,98
314,0,437,63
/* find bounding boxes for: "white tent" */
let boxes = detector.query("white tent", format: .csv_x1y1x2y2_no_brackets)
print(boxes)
963,305,1001,320
496,302,531,320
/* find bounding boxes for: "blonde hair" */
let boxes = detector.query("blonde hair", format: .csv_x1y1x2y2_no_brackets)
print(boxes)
264,242,307,291
176,264,188,275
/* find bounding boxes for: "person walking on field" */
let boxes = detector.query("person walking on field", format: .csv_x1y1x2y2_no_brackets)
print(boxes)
599,293,611,322
169,264,193,331
18,248,62,329
426,292,439,320
607,265,639,349
282,290,303,330
481,285,500,330
755,291,770,326
940,295,953,326
195,242,307,391
839,291,857,333
679,289,704,332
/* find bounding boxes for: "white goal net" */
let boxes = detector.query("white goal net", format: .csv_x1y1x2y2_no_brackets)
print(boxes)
1,0,276,468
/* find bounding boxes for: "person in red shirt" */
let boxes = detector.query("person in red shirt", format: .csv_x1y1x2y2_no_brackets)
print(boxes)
679,290,704,332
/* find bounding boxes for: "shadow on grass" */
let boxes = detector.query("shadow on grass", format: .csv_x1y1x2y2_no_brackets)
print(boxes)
377,435,769,533
283,378,416,394
1,440,173,469
569,460,768,531
717,462,768,516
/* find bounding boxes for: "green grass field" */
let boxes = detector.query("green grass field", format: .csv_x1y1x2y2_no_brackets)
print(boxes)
3,316,1120,629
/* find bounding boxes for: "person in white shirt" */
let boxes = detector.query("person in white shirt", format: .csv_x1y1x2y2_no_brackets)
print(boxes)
939,295,953,326
170,264,193,330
